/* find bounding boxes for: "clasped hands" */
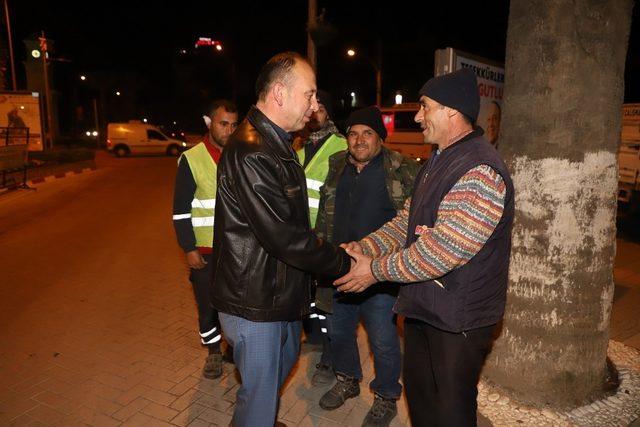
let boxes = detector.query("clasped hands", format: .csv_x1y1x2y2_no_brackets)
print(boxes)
334,241,378,293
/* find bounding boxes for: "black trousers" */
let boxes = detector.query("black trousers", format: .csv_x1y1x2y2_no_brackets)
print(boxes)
403,318,496,427
189,253,221,350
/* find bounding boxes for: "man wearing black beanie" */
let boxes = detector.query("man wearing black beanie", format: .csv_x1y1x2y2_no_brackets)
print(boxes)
334,69,515,426
314,105,418,426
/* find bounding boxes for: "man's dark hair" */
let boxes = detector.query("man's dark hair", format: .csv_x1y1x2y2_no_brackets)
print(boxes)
207,99,237,117
255,52,309,101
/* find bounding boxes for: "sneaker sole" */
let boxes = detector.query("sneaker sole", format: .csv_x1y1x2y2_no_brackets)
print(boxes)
203,370,223,379
319,390,360,410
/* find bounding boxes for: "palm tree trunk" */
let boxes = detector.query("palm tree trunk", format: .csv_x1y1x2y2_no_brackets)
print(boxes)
484,0,633,408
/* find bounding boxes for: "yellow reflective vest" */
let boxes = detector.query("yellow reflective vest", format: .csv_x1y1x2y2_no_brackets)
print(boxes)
180,143,217,248
296,134,347,228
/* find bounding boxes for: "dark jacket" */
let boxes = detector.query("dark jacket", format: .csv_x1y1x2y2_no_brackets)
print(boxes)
210,107,351,322
395,132,515,332
314,147,419,312
316,147,419,243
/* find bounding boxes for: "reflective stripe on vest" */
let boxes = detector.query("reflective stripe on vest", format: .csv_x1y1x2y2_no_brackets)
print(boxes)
306,178,323,191
191,216,215,227
180,143,217,248
296,134,347,228
192,198,215,209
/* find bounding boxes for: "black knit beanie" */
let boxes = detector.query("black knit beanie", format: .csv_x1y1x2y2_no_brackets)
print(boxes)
419,68,480,123
345,106,387,140
316,90,334,118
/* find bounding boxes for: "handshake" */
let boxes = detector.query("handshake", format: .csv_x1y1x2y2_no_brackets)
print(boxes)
334,241,378,293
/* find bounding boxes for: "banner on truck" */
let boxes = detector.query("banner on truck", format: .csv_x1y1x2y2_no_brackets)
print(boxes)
434,48,505,148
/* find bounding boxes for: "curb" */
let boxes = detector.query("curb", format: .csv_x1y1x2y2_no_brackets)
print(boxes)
28,166,97,185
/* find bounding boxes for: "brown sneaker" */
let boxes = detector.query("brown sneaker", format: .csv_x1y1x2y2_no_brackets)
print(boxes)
203,353,223,379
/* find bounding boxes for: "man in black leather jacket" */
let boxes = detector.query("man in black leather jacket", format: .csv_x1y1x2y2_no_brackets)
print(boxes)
211,52,351,427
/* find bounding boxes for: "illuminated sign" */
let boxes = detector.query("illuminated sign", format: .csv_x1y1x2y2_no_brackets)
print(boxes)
195,37,222,49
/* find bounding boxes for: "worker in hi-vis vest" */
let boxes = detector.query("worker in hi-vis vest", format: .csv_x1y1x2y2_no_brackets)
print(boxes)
295,90,347,384
296,90,347,229
172,100,238,379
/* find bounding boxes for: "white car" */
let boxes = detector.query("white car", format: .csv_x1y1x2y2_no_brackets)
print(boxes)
107,121,194,157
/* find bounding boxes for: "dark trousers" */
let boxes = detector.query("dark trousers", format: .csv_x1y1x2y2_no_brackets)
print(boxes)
189,253,221,350
330,290,402,399
403,318,496,427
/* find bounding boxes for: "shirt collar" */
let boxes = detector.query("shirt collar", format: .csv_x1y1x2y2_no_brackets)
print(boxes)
263,115,292,143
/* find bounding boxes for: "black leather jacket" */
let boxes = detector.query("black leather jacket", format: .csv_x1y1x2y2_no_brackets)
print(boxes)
210,107,351,321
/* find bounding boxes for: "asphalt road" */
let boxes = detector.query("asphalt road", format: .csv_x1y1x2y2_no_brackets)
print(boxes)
0,150,187,346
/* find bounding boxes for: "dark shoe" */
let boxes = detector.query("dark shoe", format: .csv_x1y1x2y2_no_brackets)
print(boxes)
203,353,223,379
223,345,234,364
319,374,359,410
311,363,334,386
361,395,397,427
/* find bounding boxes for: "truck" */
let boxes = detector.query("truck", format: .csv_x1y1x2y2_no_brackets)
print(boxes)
619,103,640,207
107,121,195,157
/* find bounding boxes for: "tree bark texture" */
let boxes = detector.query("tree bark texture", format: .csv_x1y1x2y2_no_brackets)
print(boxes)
484,0,633,408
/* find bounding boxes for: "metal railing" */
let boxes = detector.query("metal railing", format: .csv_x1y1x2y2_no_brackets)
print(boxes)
0,126,30,147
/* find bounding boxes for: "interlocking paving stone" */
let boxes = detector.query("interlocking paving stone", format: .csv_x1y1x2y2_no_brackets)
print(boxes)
1,155,638,426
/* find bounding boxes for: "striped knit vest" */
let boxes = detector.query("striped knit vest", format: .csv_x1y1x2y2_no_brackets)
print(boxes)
394,132,515,332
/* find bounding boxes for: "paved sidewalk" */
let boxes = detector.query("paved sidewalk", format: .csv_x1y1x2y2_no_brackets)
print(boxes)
0,196,638,427
611,237,640,350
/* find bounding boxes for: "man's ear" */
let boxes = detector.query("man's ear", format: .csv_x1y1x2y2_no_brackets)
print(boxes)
446,107,458,119
203,115,212,128
273,82,286,107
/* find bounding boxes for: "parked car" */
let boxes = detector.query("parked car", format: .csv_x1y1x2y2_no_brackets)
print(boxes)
106,121,195,157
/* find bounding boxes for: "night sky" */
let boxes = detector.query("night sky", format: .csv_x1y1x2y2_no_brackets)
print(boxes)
6,1,639,134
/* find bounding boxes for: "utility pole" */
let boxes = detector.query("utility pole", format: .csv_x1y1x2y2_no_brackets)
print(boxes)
4,0,16,90
92,98,100,148
39,31,54,149
307,0,317,71
375,38,382,107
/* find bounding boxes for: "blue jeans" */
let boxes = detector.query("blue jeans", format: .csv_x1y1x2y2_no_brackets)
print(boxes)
329,289,402,399
219,313,302,427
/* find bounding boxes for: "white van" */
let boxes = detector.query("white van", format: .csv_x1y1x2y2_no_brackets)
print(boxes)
107,121,194,157
380,103,434,162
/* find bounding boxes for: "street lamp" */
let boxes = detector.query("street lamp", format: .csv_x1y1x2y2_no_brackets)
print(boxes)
80,75,86,81
346,48,382,106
